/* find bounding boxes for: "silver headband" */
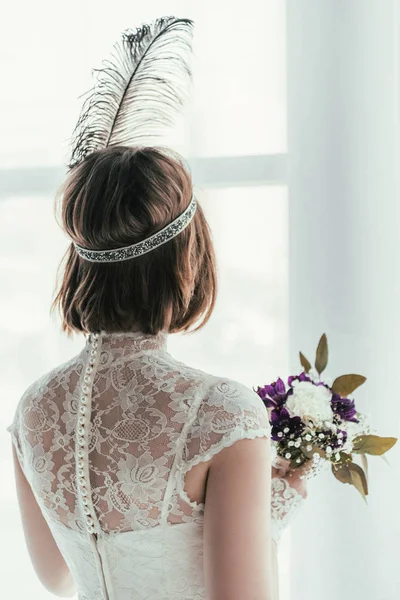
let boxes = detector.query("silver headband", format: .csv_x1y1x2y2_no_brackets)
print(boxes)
74,196,197,263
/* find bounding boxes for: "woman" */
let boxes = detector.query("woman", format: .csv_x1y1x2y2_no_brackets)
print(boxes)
9,145,306,600
8,18,306,600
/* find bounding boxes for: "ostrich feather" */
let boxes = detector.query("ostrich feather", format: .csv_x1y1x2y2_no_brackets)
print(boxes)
68,17,194,169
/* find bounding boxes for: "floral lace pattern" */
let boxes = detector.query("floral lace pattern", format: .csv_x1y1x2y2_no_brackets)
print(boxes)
270,477,304,544
8,331,273,599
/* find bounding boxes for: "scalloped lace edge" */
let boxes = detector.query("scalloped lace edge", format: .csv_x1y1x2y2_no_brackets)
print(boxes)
177,428,271,510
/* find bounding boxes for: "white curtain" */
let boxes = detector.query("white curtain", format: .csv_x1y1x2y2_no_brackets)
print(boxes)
287,2,400,600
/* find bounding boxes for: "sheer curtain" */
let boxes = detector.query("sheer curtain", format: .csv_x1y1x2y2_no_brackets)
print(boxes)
0,1,290,599
287,2,400,600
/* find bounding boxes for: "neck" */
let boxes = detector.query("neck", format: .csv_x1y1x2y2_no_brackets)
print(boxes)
86,329,168,354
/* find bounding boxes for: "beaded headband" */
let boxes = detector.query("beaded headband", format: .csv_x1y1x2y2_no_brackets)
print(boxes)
74,196,197,263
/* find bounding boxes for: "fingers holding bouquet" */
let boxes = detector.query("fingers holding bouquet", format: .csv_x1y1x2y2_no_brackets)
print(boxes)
271,456,315,499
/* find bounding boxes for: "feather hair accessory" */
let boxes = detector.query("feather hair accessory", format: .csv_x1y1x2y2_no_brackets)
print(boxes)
68,16,194,170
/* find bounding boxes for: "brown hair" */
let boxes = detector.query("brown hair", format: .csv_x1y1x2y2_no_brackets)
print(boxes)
52,146,217,336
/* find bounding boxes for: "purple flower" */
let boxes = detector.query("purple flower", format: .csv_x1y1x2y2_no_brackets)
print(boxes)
288,372,312,387
331,428,348,449
331,394,359,423
270,407,305,442
257,378,288,409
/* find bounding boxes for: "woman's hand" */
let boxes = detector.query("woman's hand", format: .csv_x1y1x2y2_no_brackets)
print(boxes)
270,456,313,545
272,456,314,500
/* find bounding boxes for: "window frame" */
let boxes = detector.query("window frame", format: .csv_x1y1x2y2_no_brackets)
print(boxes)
0,154,287,201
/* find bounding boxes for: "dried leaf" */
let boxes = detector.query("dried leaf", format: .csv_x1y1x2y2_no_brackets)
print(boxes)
360,453,369,481
332,462,368,501
331,374,366,397
337,452,353,465
353,435,397,456
315,334,328,375
332,463,352,485
299,352,312,373
348,463,368,500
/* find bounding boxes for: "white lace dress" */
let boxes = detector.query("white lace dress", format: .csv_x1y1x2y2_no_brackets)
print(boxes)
9,330,286,600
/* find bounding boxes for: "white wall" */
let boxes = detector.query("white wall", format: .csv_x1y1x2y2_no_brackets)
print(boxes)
287,2,400,599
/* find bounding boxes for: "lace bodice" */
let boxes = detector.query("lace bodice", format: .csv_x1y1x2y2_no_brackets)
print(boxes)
9,330,277,600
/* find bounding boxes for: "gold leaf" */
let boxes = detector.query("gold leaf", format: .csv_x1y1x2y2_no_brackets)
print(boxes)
353,435,397,456
331,374,367,397
315,334,328,375
348,462,368,499
332,462,368,501
332,463,352,485
299,352,312,373
337,452,353,465
360,453,369,481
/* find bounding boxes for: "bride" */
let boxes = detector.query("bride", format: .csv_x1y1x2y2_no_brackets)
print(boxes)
8,18,307,600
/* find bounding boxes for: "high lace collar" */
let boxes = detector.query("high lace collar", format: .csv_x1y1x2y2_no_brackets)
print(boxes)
86,330,168,353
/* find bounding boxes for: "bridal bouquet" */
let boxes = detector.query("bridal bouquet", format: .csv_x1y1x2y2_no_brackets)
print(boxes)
256,335,397,500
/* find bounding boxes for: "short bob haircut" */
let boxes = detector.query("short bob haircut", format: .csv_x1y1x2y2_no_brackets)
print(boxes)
52,146,217,336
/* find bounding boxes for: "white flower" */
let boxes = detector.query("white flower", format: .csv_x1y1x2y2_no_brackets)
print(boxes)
286,381,333,425
308,368,320,382
341,419,368,451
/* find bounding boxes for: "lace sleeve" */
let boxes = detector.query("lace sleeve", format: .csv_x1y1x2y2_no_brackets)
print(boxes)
270,477,304,545
7,407,25,469
182,377,271,469
180,378,304,544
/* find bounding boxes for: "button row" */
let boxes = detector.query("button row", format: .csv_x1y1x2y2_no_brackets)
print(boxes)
76,332,100,534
